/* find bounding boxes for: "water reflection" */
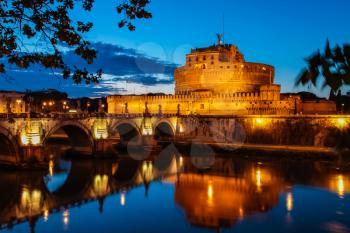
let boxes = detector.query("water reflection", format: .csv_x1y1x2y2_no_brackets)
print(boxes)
174,168,284,229
0,151,350,233
329,174,350,199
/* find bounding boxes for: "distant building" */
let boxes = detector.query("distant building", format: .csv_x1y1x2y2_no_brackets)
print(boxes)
300,100,337,115
281,92,337,114
347,91,350,97
0,91,26,113
108,37,336,115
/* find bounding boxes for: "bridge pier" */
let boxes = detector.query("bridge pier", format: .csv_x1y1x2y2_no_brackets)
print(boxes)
94,139,117,157
20,146,45,165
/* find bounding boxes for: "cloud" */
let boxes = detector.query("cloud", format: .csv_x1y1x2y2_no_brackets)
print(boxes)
0,42,178,97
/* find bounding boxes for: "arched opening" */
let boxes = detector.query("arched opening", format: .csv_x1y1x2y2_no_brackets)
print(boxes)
154,122,174,141
115,123,141,144
0,172,19,217
0,129,18,163
113,159,140,185
44,124,94,157
47,161,94,201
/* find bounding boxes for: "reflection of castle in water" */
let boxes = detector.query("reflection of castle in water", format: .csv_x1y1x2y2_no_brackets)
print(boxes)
0,154,350,232
175,173,282,229
173,157,350,230
174,159,286,229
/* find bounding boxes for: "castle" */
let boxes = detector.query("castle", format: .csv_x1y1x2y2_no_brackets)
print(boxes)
107,37,335,115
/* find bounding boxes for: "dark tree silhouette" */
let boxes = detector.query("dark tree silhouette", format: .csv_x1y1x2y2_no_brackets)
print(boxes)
0,0,151,84
297,40,350,93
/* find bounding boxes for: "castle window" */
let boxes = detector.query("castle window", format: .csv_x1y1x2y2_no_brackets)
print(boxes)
211,55,214,60
200,104,205,109
196,57,199,62
227,66,230,69
220,66,223,68
188,57,192,62
203,56,206,60
211,61,214,65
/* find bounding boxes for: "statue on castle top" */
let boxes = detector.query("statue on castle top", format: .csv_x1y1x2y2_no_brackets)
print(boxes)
216,33,223,46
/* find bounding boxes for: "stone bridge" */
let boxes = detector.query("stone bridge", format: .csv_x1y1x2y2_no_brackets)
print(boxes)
0,113,181,166
0,113,349,166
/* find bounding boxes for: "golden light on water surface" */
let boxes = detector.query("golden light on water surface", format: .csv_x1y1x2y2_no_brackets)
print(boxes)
286,192,293,212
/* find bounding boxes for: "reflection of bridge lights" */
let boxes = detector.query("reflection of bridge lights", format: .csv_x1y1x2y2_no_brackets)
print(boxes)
142,161,153,182
120,192,126,206
179,156,184,166
63,209,69,226
239,207,244,220
256,169,262,189
94,175,109,196
207,182,214,205
337,175,345,198
20,188,43,212
43,209,49,222
49,160,54,176
286,192,293,212
329,174,349,198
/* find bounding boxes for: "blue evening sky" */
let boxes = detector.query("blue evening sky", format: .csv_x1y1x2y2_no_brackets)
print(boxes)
1,0,349,97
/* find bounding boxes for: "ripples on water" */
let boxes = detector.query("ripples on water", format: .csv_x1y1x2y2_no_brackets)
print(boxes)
0,146,350,233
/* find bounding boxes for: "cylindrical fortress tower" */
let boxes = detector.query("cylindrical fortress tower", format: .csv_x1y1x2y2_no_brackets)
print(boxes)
174,43,275,95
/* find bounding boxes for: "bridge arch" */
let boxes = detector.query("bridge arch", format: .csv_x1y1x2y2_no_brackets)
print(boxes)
44,161,95,204
112,120,141,143
153,120,175,141
113,159,141,185
0,126,20,163
43,121,94,156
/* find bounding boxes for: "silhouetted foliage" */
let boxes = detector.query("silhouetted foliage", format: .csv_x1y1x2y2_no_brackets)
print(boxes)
297,40,350,93
0,0,151,84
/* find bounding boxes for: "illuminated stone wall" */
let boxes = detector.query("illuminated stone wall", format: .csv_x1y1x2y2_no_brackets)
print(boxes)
176,116,350,147
107,92,297,116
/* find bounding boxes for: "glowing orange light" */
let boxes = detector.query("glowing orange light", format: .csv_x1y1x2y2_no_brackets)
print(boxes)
43,209,49,222
49,160,54,176
286,192,293,212
337,175,345,198
255,118,265,126
239,207,244,220
334,118,348,129
120,192,126,206
63,209,69,225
